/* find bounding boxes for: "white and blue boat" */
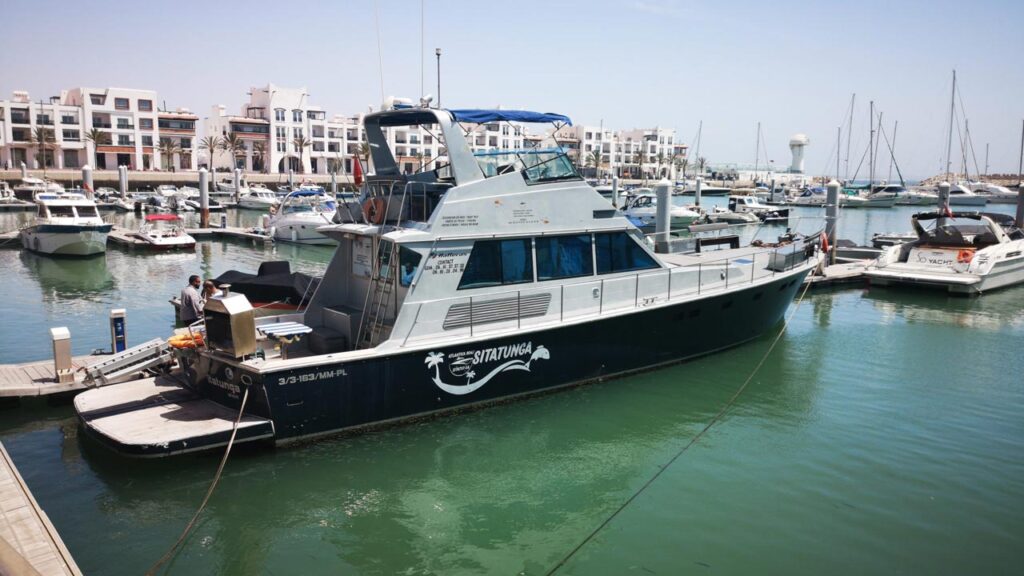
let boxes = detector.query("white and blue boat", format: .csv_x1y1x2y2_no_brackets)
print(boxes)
21,191,111,256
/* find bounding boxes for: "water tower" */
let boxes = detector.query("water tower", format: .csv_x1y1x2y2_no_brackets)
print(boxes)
789,133,810,173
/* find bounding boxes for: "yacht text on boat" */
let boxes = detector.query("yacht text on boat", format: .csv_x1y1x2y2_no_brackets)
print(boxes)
75,106,820,456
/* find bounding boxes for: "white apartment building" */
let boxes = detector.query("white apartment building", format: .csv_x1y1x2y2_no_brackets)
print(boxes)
0,87,197,172
553,125,687,179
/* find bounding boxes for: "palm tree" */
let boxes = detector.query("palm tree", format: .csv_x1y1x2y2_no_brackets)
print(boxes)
222,132,247,171
586,150,602,179
655,152,666,179
633,148,645,180
292,136,312,173
697,156,708,175
157,138,181,171
414,151,425,173
84,128,110,168
425,352,444,383
358,141,372,173
30,126,56,176
252,141,266,173
198,135,223,172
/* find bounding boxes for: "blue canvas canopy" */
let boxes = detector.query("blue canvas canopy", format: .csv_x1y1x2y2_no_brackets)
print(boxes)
449,109,572,126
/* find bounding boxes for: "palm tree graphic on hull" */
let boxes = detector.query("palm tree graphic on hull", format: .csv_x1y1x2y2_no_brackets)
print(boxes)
424,346,550,396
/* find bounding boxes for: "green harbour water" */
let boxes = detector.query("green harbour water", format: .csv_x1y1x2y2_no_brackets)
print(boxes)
1,203,1022,575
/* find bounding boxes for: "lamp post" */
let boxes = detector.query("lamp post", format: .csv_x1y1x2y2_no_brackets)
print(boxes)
435,48,442,108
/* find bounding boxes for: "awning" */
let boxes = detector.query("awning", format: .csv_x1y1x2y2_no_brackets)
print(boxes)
450,109,572,126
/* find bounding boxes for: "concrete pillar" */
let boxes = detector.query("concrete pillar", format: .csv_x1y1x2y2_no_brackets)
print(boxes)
331,171,338,195
938,181,951,214
82,165,94,199
199,168,210,228
694,177,703,207
233,168,242,203
20,161,27,179
288,169,295,189
118,165,128,199
611,175,619,208
825,179,840,265
1016,183,1023,229
655,178,672,250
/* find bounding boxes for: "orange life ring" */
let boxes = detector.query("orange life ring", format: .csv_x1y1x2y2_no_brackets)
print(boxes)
363,197,386,224
956,249,975,264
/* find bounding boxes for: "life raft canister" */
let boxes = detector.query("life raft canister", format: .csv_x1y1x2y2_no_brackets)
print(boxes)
363,197,386,224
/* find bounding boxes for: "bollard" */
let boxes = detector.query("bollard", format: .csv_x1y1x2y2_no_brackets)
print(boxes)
199,168,210,228
331,171,338,196
825,180,840,265
611,175,619,208
694,177,703,207
288,169,295,189
1017,183,1024,229
655,178,672,252
20,161,27,179
109,309,127,353
82,165,94,199
233,168,242,204
937,181,951,215
50,327,74,384
118,165,128,199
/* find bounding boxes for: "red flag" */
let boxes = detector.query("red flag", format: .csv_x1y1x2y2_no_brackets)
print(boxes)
943,203,953,218
353,156,364,187
820,232,830,253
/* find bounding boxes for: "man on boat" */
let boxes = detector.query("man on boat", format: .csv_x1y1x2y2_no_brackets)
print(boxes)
179,275,204,324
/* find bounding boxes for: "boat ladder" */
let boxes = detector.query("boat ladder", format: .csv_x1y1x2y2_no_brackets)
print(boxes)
356,240,398,349
83,338,175,387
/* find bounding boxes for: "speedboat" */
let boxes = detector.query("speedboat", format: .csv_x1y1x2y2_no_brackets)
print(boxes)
859,186,897,208
947,183,987,206
217,176,251,196
13,177,64,201
726,195,790,223
891,185,938,206
268,187,338,244
156,184,180,197
20,191,111,256
238,186,280,210
968,182,1018,204
865,210,1024,294
790,188,868,207
132,214,196,250
75,105,819,457
622,193,702,228
707,206,759,224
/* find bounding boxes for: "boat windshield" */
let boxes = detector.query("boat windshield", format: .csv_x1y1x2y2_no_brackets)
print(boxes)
473,148,579,184
917,218,1001,247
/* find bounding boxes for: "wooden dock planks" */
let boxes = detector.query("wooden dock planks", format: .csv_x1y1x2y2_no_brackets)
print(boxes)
0,442,82,576
0,356,102,398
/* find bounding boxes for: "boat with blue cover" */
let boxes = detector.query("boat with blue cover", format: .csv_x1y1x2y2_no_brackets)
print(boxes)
75,105,820,456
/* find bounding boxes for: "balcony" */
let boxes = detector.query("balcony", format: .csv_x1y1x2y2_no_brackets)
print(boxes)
115,124,135,130
93,121,112,128
36,117,54,125
11,114,30,125
62,116,78,125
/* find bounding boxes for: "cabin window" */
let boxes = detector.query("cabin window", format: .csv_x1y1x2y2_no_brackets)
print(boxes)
49,205,76,217
399,246,422,287
595,232,658,274
536,235,593,281
458,238,534,289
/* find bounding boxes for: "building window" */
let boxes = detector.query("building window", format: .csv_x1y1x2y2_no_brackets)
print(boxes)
114,98,130,110
158,118,195,130
293,127,303,140
139,118,153,130
90,94,105,105
535,235,593,281
138,99,153,112
142,135,153,146
62,129,80,141
277,142,286,152
292,109,302,122
180,137,192,149
458,238,534,289
117,135,132,145
275,108,285,121
595,232,658,274
276,126,287,139
424,135,433,145
63,150,80,168
61,115,77,124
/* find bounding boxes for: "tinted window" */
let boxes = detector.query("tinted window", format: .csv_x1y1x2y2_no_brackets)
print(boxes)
399,246,422,287
458,239,533,289
536,235,593,280
595,232,658,274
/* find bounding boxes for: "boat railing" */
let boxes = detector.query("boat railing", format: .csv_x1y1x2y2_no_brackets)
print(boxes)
365,179,453,224
398,242,813,347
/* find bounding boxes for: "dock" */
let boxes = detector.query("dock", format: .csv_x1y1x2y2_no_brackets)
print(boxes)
805,261,869,288
0,442,82,576
107,224,272,248
0,355,106,398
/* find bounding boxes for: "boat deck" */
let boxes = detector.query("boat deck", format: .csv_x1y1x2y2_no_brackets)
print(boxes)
0,442,82,576
0,355,108,398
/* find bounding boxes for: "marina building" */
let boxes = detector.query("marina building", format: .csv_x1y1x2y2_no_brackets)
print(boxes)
0,88,197,172
553,124,687,180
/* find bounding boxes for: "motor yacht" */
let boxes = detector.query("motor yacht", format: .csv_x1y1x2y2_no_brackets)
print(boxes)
217,176,251,196
20,191,111,256
790,188,869,207
268,187,338,244
74,106,818,456
968,182,1018,204
947,183,987,206
13,177,64,201
865,210,1024,294
889,185,938,206
726,195,790,222
621,193,703,228
238,187,280,210
132,214,196,250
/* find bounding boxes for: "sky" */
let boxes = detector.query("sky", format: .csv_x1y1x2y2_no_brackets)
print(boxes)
2,0,1023,180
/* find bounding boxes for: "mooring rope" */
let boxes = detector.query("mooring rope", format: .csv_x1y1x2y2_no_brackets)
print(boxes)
545,266,816,575
145,385,251,576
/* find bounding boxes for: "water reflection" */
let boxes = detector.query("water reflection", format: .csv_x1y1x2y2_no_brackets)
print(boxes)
864,286,1024,331
20,250,115,298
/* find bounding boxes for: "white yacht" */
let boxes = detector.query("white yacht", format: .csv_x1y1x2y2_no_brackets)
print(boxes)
21,191,111,256
268,187,338,244
622,193,703,228
865,210,1024,294
155,184,179,197
889,185,938,206
726,195,790,222
217,176,251,196
947,183,987,206
968,182,1018,204
790,188,869,208
238,186,280,210
0,181,16,203
131,214,196,250
74,106,820,457
13,177,64,201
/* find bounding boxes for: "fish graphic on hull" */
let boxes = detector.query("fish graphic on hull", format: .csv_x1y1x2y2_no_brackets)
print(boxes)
425,343,550,395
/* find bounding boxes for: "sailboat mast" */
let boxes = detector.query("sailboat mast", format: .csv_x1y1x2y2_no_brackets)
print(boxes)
836,127,841,181
869,101,874,189
845,93,855,181
754,122,761,179
1018,119,1024,185
694,120,703,167
945,70,956,182
888,121,898,183
984,143,989,177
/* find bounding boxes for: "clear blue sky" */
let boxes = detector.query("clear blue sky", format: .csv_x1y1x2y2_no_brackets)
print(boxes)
2,0,1022,179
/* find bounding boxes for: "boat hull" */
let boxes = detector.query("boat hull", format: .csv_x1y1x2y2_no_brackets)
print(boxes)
20,225,111,256
191,264,812,448
865,257,1024,294
948,196,987,206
